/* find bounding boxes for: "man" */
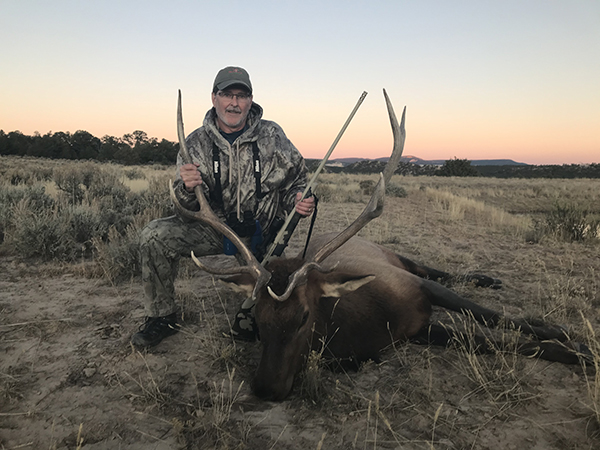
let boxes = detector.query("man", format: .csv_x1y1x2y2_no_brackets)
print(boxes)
132,66,314,348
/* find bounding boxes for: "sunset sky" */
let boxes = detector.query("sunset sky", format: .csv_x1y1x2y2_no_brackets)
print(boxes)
1,1,598,165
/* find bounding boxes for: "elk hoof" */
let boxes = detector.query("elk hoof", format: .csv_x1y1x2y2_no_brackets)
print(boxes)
574,342,593,363
465,274,503,289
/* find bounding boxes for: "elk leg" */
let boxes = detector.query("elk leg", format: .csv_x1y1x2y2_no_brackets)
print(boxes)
420,279,569,342
411,323,583,364
411,322,491,348
395,254,502,289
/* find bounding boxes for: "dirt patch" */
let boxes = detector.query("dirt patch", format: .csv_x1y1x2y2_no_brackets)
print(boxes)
1,194,599,449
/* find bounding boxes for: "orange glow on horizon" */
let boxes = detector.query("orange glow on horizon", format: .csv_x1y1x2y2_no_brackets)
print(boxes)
2,95,598,166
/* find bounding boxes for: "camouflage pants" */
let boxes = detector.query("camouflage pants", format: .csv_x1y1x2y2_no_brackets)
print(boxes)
140,215,224,317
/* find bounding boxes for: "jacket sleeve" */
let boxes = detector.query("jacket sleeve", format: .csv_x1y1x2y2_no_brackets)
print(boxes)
171,178,199,212
274,127,308,213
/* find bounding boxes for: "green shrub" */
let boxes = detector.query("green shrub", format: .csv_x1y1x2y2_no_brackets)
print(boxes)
53,165,84,203
31,165,53,182
124,168,146,180
88,180,130,206
314,183,363,203
7,168,32,185
530,204,599,243
0,163,172,275
359,179,375,195
137,176,174,218
357,179,407,198
98,205,134,236
9,201,76,260
69,205,109,255
0,184,55,244
545,204,599,242
93,225,142,283
438,158,479,177
0,184,54,212
79,162,97,190
5,166,53,185
386,182,408,198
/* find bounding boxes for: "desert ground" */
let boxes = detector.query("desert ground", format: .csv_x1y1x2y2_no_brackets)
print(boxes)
1,158,600,449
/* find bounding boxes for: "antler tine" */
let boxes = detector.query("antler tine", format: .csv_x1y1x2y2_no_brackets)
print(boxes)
382,89,406,186
172,90,271,298
190,251,256,276
266,262,336,302
311,90,405,265
311,173,385,264
264,175,384,302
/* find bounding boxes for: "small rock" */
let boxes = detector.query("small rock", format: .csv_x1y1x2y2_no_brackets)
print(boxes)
83,368,97,378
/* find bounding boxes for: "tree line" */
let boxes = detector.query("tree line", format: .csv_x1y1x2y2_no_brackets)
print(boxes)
310,157,600,179
0,129,178,165
310,158,482,177
3,129,599,179
475,163,600,179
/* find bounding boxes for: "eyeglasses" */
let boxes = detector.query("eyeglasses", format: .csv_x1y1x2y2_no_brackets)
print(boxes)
217,91,252,101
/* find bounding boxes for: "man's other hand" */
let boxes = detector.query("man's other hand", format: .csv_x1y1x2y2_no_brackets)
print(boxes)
295,192,315,217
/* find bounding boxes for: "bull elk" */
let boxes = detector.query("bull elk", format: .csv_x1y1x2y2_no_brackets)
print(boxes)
170,91,587,401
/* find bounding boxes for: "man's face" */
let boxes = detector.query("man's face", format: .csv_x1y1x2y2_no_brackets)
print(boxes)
212,87,253,133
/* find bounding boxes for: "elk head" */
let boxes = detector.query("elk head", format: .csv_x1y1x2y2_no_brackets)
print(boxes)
211,178,385,400
170,89,405,400
171,172,386,400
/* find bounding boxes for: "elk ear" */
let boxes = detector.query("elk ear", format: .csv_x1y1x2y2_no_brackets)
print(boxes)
319,273,376,298
219,274,256,297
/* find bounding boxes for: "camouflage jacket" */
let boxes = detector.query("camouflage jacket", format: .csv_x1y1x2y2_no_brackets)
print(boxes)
173,102,307,233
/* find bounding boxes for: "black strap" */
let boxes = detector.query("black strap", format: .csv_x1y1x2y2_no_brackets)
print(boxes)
211,144,223,206
302,194,319,259
252,141,264,200
211,141,263,208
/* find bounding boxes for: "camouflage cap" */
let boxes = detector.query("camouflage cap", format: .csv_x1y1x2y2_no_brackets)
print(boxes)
213,66,252,94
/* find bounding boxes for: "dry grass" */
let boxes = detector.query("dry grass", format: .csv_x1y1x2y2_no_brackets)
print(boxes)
582,315,600,427
424,187,531,234
443,314,536,408
1,156,600,449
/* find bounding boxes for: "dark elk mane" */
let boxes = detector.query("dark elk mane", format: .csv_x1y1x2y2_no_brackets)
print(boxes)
264,258,305,297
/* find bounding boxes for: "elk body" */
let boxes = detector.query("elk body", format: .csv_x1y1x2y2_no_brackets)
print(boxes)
171,90,585,401
228,233,438,400
220,230,580,400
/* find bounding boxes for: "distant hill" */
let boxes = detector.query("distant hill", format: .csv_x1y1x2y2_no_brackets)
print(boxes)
326,156,528,166
464,159,528,166
303,156,600,179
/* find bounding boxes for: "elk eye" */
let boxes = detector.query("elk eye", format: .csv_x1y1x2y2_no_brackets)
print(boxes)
299,311,309,330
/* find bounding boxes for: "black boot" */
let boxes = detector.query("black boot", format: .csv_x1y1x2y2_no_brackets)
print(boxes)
131,313,180,348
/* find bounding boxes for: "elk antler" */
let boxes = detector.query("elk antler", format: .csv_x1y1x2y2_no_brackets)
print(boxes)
170,90,271,300
382,89,406,186
268,90,407,302
265,177,385,302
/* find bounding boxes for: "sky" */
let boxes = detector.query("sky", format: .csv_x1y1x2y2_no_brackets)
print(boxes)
1,1,599,165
